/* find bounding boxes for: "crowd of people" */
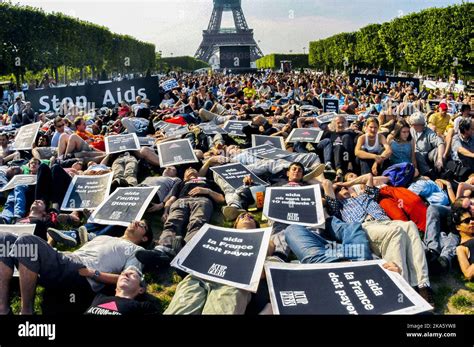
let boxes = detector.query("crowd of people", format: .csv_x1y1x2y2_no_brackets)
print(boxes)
0,70,473,315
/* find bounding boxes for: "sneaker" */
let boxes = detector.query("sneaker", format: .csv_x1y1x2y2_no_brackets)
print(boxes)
418,286,435,308
136,245,176,267
325,162,335,173
47,228,78,248
303,163,325,182
222,205,246,222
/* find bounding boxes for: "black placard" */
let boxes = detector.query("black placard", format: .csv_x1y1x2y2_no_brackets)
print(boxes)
24,77,160,112
211,163,268,190
13,122,41,150
199,123,228,135
156,139,198,167
88,186,158,227
286,128,324,143
222,120,251,137
265,261,432,315
323,99,340,113
251,135,285,149
105,133,140,154
263,185,325,226
171,224,272,292
61,173,112,211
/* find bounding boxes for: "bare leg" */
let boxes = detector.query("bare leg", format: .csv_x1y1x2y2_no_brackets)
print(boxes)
18,263,38,315
57,133,70,157
0,262,13,314
65,134,88,155
135,147,160,166
443,128,454,160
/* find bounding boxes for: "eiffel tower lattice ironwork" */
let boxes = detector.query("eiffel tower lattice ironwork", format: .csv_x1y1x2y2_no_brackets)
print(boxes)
195,0,263,63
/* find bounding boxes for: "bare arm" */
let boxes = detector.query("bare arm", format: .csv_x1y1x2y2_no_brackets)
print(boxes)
456,246,474,280
355,136,377,160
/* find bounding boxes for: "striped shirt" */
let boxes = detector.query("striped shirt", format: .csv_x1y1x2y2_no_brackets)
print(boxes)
325,186,389,223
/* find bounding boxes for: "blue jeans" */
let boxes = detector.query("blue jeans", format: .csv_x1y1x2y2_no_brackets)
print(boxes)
1,185,28,223
317,138,332,165
425,205,460,262
285,217,371,264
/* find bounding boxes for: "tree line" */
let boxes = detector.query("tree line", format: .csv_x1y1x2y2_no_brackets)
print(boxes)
308,3,473,78
256,54,309,70
0,3,156,85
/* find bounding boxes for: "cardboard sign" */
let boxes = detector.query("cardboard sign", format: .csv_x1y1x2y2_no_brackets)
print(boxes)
245,144,295,161
0,175,37,192
223,121,251,137
428,100,441,111
263,185,325,227
61,173,113,211
156,139,198,167
286,128,324,143
265,260,433,315
25,77,161,112
211,163,268,190
164,126,189,139
88,186,158,227
161,79,179,92
171,224,272,292
13,122,41,150
323,99,340,113
251,135,285,149
154,120,182,133
105,133,140,154
199,123,228,135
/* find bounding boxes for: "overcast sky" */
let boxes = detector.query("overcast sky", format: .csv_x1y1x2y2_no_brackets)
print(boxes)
16,0,465,57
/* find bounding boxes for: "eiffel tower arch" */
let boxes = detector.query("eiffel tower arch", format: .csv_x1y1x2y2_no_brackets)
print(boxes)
195,0,264,64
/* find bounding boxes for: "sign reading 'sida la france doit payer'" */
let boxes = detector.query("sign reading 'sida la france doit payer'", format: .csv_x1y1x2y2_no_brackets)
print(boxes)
13,122,41,150
171,224,272,292
323,98,339,113
156,139,199,167
211,163,268,190
105,133,140,154
263,185,325,227
251,135,285,149
61,173,113,211
88,186,158,227
286,128,324,143
265,260,433,315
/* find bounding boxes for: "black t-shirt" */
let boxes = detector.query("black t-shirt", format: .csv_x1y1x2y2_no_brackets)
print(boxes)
177,178,214,199
461,238,474,264
85,294,157,315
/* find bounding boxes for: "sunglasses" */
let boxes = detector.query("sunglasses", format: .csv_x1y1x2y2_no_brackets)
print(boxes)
237,213,255,222
460,217,473,225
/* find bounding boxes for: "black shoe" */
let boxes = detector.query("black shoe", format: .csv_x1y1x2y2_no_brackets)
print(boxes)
136,246,176,268
418,286,435,308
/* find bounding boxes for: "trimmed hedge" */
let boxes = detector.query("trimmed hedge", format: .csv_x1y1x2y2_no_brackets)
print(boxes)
256,54,309,69
309,3,474,77
156,56,209,72
0,3,156,79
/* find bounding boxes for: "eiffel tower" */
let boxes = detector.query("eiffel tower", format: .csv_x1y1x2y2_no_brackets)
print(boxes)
195,0,263,63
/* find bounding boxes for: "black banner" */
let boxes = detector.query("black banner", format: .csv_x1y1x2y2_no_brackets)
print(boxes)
24,77,160,112
286,128,324,143
323,99,339,113
105,133,140,154
251,135,285,149
263,185,324,226
211,163,268,190
88,186,158,227
349,74,420,92
265,261,432,315
171,224,271,292
156,139,198,167
61,173,112,211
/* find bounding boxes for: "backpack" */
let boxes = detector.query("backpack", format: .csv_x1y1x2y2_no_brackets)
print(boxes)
382,162,415,187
